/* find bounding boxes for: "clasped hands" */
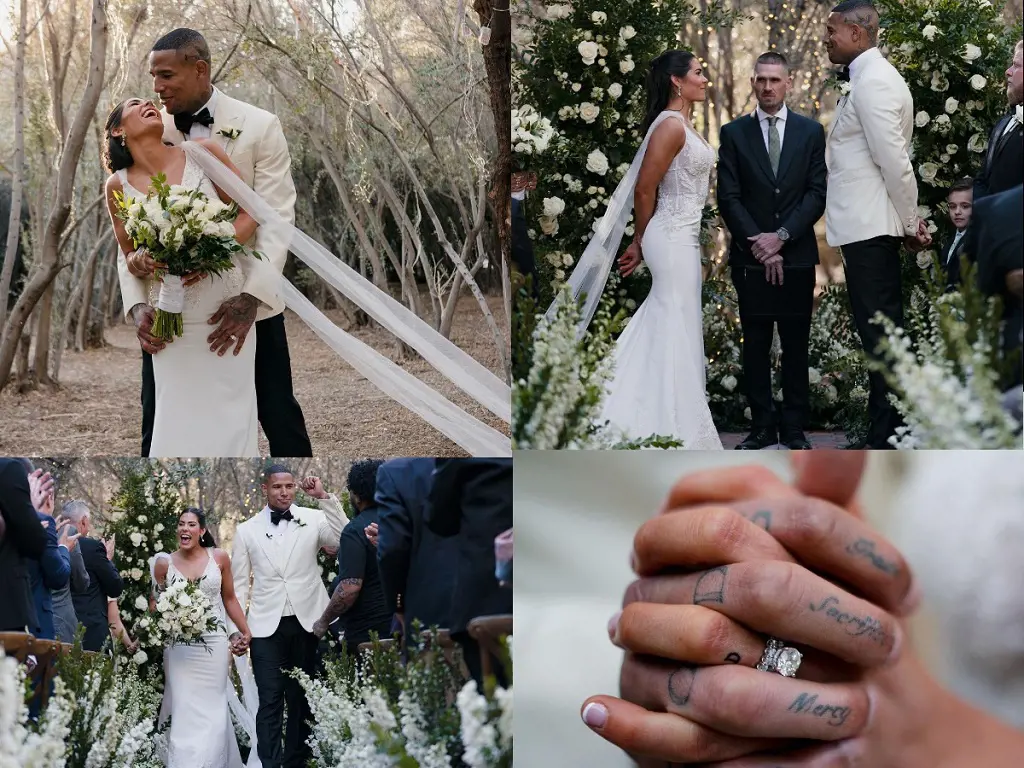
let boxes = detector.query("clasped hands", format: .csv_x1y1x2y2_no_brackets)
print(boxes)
582,455,1020,767
748,233,785,286
228,631,252,656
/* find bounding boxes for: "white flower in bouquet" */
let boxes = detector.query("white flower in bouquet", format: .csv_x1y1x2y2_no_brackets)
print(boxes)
930,71,949,92
945,144,958,155
579,102,601,123
915,110,931,127
546,3,572,19
562,253,575,267
944,97,959,114
922,24,938,40
539,216,559,235
962,44,982,62
130,568,144,581
155,523,164,532
620,56,636,74
968,133,988,153
939,153,951,163
132,650,148,665
457,680,501,768
619,25,637,41
542,197,566,217
721,374,738,392
147,579,220,649
932,114,952,134
578,40,599,65
571,82,582,92
130,531,143,546
918,162,939,183
916,250,934,269
134,595,149,611
586,149,610,175
808,367,822,385
591,11,606,24
917,205,932,219
607,82,623,99
968,74,988,91
154,541,164,552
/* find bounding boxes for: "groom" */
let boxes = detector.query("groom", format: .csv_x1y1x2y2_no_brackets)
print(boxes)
117,27,312,457
230,465,349,768
718,51,827,450
824,1,929,448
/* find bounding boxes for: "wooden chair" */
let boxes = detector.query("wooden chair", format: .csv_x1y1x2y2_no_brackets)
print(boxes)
466,614,512,681
357,638,396,656
26,638,63,711
0,632,35,663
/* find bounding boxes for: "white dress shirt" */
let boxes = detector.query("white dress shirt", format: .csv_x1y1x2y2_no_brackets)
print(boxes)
755,103,788,153
185,88,221,140
264,507,296,616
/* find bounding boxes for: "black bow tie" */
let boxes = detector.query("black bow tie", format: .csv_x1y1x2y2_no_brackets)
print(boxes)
837,66,851,82
174,107,214,135
269,507,293,526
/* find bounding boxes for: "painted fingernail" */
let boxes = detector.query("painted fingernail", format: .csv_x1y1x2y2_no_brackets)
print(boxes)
582,702,608,729
607,610,622,644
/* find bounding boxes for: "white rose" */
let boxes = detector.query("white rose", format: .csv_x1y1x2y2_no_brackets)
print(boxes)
930,71,949,92
129,532,143,547
616,163,630,177
578,41,599,66
620,25,637,40
962,44,982,62
721,375,737,392
969,74,987,91
944,97,958,114
586,149,610,175
134,595,149,611
539,216,559,235
945,144,959,154
130,568,143,581
914,111,930,127
968,133,987,153
607,83,623,99
919,162,939,182
542,197,566,217
743,407,752,421
916,250,934,269
579,102,601,123
155,523,164,533
154,541,164,552
591,11,606,24
132,650,148,665
562,253,574,267
545,4,571,20
571,83,582,92
619,57,635,74
808,367,822,385
917,205,931,219
922,25,938,40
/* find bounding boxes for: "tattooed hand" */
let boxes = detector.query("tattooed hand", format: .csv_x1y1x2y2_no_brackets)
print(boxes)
207,293,259,356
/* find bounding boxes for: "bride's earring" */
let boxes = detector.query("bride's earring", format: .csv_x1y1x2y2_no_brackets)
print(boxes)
119,135,127,148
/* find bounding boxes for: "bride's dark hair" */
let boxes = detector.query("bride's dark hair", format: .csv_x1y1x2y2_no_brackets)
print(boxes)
180,508,217,548
103,100,134,173
641,50,697,136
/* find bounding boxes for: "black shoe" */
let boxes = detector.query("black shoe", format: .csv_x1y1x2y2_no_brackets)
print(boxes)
780,429,812,450
735,427,778,449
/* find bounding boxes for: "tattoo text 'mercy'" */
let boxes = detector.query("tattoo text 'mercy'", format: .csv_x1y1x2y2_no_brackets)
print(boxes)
693,566,727,605
845,538,901,576
809,596,889,646
787,692,851,726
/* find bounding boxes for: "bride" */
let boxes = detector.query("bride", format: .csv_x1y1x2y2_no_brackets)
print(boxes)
557,50,722,449
103,98,275,457
152,509,253,768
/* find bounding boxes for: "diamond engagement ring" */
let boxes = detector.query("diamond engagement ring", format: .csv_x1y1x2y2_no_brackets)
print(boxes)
756,637,803,677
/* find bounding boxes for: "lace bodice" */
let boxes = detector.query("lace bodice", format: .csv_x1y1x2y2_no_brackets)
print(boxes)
117,150,244,313
165,550,227,635
649,111,715,230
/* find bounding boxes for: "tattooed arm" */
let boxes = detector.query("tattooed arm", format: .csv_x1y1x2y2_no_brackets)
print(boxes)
313,577,363,639
312,521,368,639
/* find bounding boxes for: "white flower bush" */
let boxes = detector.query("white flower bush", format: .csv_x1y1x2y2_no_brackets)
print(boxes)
511,105,555,168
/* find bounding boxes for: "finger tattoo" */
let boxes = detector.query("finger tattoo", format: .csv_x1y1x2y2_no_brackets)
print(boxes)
693,566,728,605
667,665,697,707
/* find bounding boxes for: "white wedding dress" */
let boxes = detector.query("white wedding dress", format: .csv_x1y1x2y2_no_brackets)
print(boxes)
160,551,245,768
600,111,722,448
117,154,258,457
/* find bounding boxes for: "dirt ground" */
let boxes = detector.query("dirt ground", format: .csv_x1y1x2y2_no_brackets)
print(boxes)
0,296,510,457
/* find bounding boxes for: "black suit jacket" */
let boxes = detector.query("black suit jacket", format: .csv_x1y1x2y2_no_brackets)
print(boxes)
72,537,124,651
0,460,48,633
375,458,457,642
511,197,538,290
425,458,512,636
718,109,827,268
939,230,970,291
964,185,1024,379
975,114,1024,200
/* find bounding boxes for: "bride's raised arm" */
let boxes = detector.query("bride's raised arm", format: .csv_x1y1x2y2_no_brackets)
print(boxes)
190,138,259,245
214,548,252,653
149,551,171,612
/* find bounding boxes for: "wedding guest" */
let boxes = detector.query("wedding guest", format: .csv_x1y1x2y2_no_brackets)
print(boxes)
106,598,139,653
939,177,974,291
374,458,456,655
974,40,1023,201
51,503,90,645
0,459,48,633
64,502,124,651
426,458,513,688
25,470,70,641
718,50,827,450
511,172,539,296
313,460,391,656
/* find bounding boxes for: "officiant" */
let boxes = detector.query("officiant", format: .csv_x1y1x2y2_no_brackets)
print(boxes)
718,51,827,450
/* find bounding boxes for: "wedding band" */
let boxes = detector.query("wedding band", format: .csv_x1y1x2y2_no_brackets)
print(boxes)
756,637,803,677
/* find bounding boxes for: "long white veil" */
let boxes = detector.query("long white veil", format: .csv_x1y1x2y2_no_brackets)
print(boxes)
181,142,510,457
542,114,668,337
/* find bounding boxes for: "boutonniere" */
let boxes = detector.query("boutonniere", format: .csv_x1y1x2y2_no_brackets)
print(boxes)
294,517,308,529
839,82,852,96
265,532,273,539
217,126,243,141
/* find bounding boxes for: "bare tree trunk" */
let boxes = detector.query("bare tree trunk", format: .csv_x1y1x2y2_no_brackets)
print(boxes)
56,232,110,376
0,0,108,391
0,0,28,330
33,282,56,385
75,238,99,350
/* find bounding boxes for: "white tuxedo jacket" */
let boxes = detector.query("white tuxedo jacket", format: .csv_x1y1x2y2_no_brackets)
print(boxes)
229,495,349,638
117,88,294,321
825,48,919,247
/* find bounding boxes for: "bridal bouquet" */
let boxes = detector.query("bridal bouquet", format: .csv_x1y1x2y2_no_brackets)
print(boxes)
512,105,555,170
134,578,221,659
113,172,261,340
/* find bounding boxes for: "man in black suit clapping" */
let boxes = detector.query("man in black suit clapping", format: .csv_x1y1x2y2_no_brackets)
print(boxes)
974,41,1023,201
63,501,124,651
0,459,48,633
718,51,828,450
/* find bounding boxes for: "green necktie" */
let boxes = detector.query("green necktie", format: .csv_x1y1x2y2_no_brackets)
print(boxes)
768,116,781,176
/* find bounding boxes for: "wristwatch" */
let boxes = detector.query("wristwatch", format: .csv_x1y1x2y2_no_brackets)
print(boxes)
776,227,790,242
